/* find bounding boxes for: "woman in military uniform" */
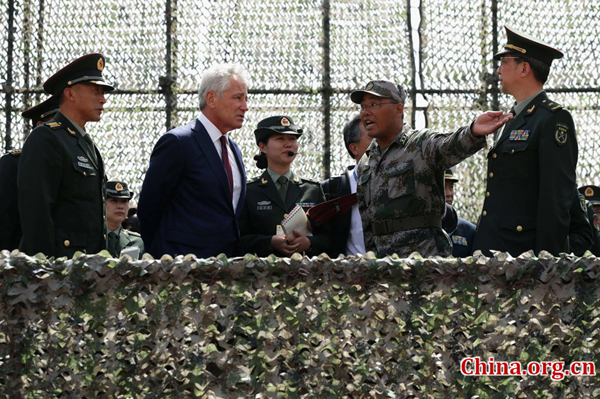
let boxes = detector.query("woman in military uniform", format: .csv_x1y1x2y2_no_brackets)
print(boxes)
240,116,330,257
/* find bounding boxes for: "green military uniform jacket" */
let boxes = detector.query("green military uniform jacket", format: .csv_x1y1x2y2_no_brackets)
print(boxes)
0,150,22,250
472,93,578,257
108,227,145,259
356,123,486,258
240,170,330,257
17,112,106,257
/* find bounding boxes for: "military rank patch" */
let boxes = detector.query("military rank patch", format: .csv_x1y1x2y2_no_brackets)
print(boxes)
452,235,468,246
555,123,569,146
509,130,529,141
257,200,272,210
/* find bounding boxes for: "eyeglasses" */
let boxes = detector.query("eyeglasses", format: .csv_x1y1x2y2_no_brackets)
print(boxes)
359,101,398,111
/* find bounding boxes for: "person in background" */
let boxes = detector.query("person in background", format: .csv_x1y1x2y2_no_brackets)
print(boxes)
106,180,144,258
240,116,330,257
138,63,248,258
122,207,140,233
18,53,113,257
577,185,600,256
0,96,59,251
441,168,477,257
320,114,371,257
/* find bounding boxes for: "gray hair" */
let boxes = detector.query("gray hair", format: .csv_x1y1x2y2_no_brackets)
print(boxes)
343,114,362,158
199,63,249,110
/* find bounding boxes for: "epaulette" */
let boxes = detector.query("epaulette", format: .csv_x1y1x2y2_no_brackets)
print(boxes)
123,230,141,237
8,149,22,156
540,99,563,112
44,121,63,129
247,176,262,184
298,176,319,185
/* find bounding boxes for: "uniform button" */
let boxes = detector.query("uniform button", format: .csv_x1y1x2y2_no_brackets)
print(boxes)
482,211,487,216
83,171,87,176
492,153,497,159
511,149,515,154
486,192,490,197
103,216,106,221
489,172,494,178
283,214,289,219
64,240,70,247
516,225,523,232
104,234,107,240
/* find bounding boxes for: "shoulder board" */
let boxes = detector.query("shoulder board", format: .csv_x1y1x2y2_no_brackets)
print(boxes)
9,149,22,156
298,177,319,184
247,176,262,184
44,121,63,129
540,99,563,112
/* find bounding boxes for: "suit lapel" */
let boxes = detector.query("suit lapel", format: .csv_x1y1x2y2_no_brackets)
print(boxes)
230,138,246,218
259,171,287,211
490,92,546,153
285,177,303,210
191,119,232,205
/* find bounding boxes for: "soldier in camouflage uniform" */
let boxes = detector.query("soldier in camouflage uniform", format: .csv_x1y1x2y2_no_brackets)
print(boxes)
352,80,512,257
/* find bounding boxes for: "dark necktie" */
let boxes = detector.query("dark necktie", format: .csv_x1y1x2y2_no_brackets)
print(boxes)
108,232,121,257
220,136,234,198
277,176,288,201
84,134,98,166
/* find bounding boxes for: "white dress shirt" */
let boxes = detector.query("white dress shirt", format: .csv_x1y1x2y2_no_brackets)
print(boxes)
200,113,243,211
345,166,366,255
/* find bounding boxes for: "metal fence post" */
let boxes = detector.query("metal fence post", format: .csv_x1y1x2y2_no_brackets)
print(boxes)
321,0,331,180
4,0,15,151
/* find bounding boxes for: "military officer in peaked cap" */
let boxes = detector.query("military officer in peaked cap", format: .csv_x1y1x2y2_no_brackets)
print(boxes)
578,185,600,256
0,96,59,250
472,26,578,257
18,53,114,257
240,116,331,257
105,181,144,259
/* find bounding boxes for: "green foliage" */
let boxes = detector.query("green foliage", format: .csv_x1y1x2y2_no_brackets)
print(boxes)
0,251,599,397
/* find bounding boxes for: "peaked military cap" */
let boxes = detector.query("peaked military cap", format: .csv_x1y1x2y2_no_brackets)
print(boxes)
254,115,303,145
444,169,459,182
494,25,563,66
579,185,600,205
21,96,59,125
43,53,115,96
350,80,407,104
106,180,133,200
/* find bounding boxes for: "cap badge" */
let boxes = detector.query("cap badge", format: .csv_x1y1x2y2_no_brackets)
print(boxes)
97,57,104,71
585,187,594,197
115,183,124,191
365,82,374,90
281,117,290,127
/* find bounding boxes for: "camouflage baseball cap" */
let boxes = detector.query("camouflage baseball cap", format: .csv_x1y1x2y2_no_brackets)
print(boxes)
350,80,407,105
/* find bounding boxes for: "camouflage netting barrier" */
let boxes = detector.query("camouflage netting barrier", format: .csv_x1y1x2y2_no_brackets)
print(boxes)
1,251,599,398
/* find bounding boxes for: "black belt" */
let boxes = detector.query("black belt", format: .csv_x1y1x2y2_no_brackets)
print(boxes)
372,215,442,236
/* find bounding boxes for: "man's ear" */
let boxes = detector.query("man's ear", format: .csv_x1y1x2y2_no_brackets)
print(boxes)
205,90,216,108
349,142,358,158
520,61,532,78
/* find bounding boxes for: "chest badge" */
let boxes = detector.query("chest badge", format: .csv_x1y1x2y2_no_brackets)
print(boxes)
257,200,272,211
509,130,529,141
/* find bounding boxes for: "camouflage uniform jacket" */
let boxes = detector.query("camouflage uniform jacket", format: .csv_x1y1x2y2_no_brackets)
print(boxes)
356,123,486,257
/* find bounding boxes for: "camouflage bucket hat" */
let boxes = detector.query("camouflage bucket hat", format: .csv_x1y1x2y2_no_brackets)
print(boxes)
350,80,407,105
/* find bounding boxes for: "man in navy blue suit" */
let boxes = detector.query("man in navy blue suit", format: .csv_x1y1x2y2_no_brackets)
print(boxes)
138,63,249,258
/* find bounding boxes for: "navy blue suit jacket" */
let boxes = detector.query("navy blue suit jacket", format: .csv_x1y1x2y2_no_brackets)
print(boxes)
138,118,246,258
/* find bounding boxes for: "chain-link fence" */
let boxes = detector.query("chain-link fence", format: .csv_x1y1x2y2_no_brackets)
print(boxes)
2,0,600,223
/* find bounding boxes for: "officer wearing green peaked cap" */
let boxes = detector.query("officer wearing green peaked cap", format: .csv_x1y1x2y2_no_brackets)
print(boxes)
105,180,144,259
473,26,578,257
18,53,114,258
